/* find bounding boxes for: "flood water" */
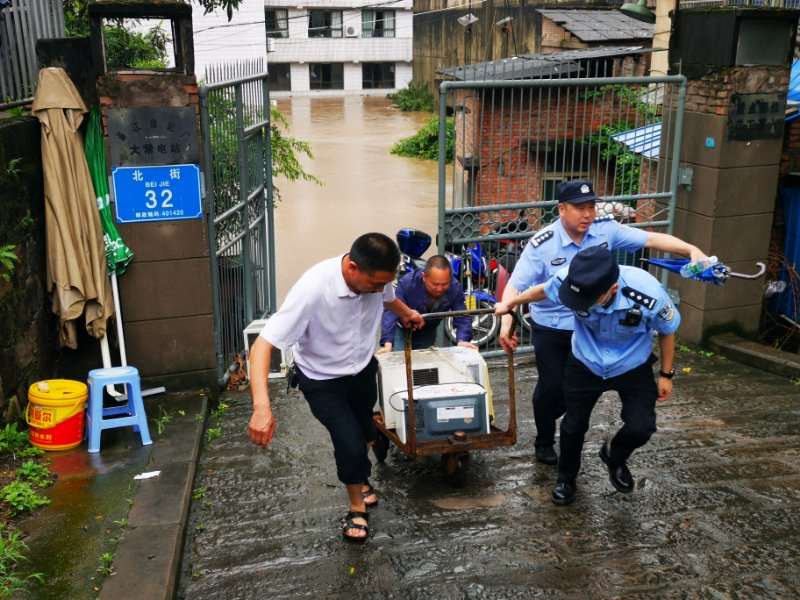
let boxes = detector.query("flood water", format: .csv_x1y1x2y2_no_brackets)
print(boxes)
272,96,441,302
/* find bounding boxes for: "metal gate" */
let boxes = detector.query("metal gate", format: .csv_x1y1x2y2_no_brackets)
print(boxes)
437,52,687,356
199,61,277,380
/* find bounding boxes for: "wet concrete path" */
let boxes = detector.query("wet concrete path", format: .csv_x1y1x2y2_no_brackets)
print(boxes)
178,351,800,599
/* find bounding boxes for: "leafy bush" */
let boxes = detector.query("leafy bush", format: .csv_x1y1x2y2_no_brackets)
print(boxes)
16,461,52,489
0,525,43,597
388,82,435,112
0,425,28,455
0,482,49,515
0,246,17,283
391,117,455,162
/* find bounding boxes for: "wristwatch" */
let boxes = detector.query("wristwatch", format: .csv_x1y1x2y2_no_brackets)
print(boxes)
659,368,675,379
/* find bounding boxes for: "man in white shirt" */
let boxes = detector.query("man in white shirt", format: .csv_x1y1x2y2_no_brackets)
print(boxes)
248,233,424,543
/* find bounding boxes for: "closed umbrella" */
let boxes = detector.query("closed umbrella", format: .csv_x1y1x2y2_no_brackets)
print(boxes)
85,105,134,394
32,67,113,349
85,106,133,276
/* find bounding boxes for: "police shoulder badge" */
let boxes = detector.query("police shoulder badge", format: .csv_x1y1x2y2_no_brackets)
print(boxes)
550,256,566,266
594,214,614,223
658,305,675,321
621,286,657,310
530,230,554,248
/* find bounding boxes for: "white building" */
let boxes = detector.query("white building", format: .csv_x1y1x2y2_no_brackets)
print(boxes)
192,1,270,80
264,0,413,95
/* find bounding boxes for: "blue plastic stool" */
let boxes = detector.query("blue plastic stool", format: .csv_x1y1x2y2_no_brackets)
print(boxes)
86,366,152,453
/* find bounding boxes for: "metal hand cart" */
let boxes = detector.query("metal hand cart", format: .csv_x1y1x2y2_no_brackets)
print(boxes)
372,308,518,475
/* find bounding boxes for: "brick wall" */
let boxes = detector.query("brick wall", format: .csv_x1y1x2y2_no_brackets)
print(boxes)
458,87,638,208
681,66,789,116
540,17,588,54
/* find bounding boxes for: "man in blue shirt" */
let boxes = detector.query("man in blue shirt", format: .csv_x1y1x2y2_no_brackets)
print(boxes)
498,179,705,466
496,245,679,505
380,255,477,351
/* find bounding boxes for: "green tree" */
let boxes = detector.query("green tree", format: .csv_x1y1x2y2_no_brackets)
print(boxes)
63,0,168,69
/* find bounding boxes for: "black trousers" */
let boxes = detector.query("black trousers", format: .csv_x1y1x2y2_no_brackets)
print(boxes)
295,358,378,486
531,323,573,448
558,353,658,483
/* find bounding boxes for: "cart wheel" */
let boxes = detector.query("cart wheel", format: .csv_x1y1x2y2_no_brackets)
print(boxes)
442,454,459,476
373,432,389,463
441,452,469,476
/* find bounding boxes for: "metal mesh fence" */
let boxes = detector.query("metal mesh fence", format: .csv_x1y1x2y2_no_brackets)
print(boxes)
437,58,687,357
200,58,276,379
0,0,64,108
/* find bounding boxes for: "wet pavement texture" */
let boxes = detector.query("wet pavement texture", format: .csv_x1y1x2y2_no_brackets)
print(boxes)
18,391,202,600
178,351,800,599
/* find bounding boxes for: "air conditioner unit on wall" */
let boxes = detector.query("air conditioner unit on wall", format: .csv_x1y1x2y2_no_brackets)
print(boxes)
345,25,358,37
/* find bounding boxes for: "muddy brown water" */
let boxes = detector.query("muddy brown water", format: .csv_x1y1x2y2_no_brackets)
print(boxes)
273,96,445,302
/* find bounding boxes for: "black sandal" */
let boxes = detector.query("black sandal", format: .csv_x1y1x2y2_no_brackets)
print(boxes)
362,482,379,508
341,511,369,543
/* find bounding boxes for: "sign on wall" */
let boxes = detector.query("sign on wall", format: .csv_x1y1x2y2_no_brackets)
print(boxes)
112,164,202,224
107,107,200,166
727,93,786,141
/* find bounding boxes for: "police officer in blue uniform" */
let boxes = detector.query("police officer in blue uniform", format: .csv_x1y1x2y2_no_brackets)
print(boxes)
498,179,705,465
496,245,679,505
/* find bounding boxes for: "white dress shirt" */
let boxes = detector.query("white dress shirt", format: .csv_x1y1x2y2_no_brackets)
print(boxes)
259,255,396,380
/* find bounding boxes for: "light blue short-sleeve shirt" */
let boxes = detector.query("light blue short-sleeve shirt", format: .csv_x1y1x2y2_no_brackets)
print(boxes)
543,265,680,379
508,216,648,331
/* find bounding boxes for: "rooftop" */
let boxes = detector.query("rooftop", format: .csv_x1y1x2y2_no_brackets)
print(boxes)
538,9,655,42
438,46,652,82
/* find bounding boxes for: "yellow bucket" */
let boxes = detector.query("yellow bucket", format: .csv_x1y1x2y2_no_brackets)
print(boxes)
25,380,88,451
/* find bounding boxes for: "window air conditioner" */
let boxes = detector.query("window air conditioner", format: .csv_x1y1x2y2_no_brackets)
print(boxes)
345,25,358,37
376,347,492,444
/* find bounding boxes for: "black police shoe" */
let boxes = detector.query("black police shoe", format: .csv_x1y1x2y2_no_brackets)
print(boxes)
599,442,634,494
551,480,576,506
535,445,558,465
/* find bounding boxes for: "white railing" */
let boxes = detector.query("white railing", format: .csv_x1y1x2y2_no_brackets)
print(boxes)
0,0,64,108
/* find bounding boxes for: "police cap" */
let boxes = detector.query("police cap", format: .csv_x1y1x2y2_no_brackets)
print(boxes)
557,179,599,205
558,246,620,312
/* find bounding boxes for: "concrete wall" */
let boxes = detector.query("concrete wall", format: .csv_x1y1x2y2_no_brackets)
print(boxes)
97,74,216,389
667,66,789,342
0,117,53,420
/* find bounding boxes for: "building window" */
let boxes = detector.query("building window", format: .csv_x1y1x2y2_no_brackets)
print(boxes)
265,9,288,38
362,62,395,89
309,10,343,38
541,177,564,202
362,10,395,38
268,63,291,91
542,173,589,201
309,63,344,89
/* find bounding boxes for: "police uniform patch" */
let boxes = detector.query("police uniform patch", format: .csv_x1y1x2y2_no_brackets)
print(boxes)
530,230,554,248
658,305,674,321
594,214,615,223
621,286,657,310
551,257,566,266
597,241,609,249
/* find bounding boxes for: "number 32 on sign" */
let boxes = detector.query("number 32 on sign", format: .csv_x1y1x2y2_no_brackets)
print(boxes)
112,164,202,224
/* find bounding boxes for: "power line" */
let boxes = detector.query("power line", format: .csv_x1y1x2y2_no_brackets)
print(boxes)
194,0,488,35
194,0,405,34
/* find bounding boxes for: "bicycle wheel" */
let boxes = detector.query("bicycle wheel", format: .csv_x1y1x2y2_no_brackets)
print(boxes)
444,300,500,347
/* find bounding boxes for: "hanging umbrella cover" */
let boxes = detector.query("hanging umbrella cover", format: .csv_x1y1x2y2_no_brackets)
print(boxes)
84,106,133,275
32,67,114,349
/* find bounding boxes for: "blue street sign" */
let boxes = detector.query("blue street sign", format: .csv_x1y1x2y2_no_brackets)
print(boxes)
112,164,202,224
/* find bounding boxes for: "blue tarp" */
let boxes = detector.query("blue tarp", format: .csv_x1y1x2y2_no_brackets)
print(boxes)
778,186,800,321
